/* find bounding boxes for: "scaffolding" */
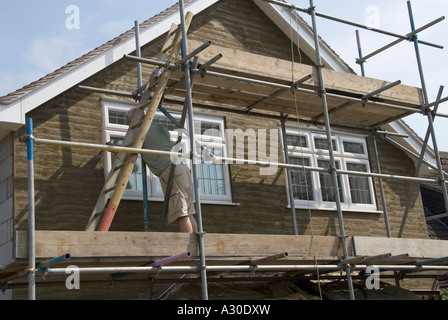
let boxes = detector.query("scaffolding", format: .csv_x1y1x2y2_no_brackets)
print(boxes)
4,0,448,300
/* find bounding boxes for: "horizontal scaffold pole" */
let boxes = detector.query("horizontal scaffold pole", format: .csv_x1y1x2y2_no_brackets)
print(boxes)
78,85,136,98
358,16,445,63
245,75,312,112
261,0,444,49
110,252,192,280
27,136,444,185
120,55,436,116
313,80,402,121
36,254,71,270
177,40,212,65
199,69,423,114
426,212,448,221
37,263,448,277
423,95,448,110
0,253,71,284
124,54,177,69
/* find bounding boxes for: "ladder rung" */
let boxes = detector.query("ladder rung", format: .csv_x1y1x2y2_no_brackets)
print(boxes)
167,27,179,37
94,210,106,218
105,185,118,193
162,42,176,53
162,28,181,52
121,142,134,148
113,163,125,171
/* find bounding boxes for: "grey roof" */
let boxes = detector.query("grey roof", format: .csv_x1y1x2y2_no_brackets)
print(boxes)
0,1,191,106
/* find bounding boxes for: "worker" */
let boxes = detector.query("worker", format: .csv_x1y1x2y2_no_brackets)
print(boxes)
126,107,198,233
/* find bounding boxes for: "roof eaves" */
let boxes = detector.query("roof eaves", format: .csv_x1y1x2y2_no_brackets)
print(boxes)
0,1,188,106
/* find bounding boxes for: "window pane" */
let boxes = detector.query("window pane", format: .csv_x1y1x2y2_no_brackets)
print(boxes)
347,163,372,204
286,134,307,148
197,147,226,196
343,141,365,154
314,137,337,151
108,110,127,125
317,160,343,202
195,120,221,136
289,157,314,201
110,137,143,191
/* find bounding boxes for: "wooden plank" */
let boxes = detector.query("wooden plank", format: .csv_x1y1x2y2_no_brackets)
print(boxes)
14,231,448,271
190,40,424,107
352,236,448,259
15,231,348,261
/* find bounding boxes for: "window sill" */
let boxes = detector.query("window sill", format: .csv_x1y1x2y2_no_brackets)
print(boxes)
122,196,239,206
286,205,382,214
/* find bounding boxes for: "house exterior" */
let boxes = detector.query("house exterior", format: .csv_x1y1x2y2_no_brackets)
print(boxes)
0,0,443,300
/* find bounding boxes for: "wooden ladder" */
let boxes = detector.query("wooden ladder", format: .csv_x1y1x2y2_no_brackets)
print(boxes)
85,12,194,231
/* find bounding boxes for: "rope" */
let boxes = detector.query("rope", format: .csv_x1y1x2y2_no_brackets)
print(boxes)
288,7,323,300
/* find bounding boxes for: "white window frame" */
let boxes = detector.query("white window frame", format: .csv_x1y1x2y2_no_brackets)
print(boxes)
101,99,232,204
282,127,377,212
192,113,232,203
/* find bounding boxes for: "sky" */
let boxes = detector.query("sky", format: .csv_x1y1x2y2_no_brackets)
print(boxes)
1,0,447,151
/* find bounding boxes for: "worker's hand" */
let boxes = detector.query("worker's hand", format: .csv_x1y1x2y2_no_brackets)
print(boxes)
149,67,165,87
106,141,117,155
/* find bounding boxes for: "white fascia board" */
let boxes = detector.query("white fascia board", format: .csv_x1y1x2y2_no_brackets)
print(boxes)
0,0,218,132
386,121,436,169
254,0,350,73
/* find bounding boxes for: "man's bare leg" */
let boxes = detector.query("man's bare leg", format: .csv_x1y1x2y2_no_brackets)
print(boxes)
178,215,198,233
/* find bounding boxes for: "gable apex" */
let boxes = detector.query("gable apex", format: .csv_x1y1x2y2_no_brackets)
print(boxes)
0,0,351,140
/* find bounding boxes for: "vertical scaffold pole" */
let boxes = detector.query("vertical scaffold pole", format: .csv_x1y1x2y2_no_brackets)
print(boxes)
407,1,448,217
26,118,36,300
371,132,391,237
134,20,150,232
308,0,355,300
280,114,298,235
355,30,366,76
399,86,444,237
178,0,208,300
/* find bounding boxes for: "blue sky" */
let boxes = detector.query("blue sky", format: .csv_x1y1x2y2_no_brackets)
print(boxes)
1,0,447,150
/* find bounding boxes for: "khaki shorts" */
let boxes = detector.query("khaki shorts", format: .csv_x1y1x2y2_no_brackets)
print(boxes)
158,164,196,224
